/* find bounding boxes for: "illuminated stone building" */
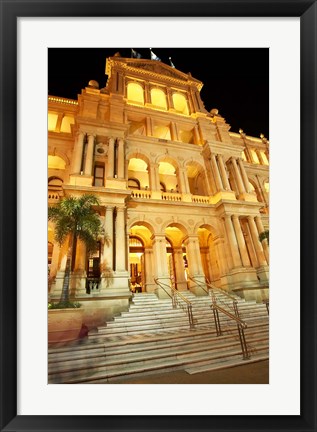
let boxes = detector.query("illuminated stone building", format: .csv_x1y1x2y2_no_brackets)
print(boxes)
48,54,269,322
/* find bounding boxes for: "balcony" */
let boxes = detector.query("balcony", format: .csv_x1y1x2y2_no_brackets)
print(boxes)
129,189,211,205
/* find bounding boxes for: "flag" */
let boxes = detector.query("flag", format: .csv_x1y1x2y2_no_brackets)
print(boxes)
131,49,142,59
150,48,161,61
169,57,175,68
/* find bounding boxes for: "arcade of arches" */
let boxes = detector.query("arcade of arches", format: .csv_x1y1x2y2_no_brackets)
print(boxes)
48,54,269,320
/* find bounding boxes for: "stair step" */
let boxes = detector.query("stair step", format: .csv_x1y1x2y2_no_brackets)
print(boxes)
48,289,269,383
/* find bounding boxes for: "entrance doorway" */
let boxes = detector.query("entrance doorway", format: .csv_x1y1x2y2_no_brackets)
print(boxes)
129,237,144,293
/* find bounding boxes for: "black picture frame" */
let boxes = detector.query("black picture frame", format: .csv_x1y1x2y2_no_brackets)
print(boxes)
1,1,316,431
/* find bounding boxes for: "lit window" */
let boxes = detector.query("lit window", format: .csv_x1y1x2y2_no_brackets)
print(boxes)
172,93,189,115
60,115,75,133
150,88,167,109
261,151,269,165
127,82,144,105
48,113,58,131
250,149,260,164
153,125,171,140
48,155,66,170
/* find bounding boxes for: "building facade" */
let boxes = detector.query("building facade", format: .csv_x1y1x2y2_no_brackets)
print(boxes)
48,54,269,321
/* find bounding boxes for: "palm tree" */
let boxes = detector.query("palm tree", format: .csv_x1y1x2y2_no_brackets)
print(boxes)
48,194,106,303
259,229,269,246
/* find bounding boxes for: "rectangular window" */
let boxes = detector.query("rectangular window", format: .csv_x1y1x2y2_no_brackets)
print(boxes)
94,165,104,186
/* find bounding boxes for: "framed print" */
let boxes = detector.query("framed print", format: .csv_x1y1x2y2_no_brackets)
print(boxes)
0,0,316,431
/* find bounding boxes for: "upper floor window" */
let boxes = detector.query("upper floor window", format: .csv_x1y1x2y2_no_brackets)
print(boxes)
250,149,260,164
150,88,167,110
94,165,104,187
48,113,58,131
48,155,66,170
172,93,189,115
127,82,144,105
260,151,269,165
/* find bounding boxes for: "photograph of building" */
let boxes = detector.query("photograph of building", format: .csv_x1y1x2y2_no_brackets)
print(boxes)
48,49,269,384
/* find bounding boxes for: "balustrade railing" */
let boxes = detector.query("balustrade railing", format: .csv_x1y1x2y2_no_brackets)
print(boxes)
48,191,62,202
161,191,182,201
130,189,152,199
129,189,212,205
191,195,210,204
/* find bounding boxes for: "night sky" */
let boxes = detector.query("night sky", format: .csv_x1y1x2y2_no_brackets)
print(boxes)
48,48,269,139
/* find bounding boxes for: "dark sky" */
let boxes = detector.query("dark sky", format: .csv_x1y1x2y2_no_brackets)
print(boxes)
48,48,269,139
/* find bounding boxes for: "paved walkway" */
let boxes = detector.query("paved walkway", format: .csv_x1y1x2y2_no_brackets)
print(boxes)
110,359,269,384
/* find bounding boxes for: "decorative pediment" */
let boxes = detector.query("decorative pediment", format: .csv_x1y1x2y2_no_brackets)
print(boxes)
106,57,203,90
127,61,189,81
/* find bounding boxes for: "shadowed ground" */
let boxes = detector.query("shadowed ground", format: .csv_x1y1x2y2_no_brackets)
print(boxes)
110,359,269,384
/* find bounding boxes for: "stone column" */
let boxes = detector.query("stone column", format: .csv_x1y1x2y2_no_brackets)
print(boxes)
166,89,174,110
217,154,230,190
117,138,125,178
71,131,85,174
73,239,87,296
170,122,178,141
231,157,246,195
146,117,153,136
232,215,251,267
102,206,114,271
151,235,169,278
247,216,267,266
74,239,86,272
255,216,269,263
107,138,115,178
193,126,201,145
237,158,251,192
55,113,64,133
84,133,95,176
177,167,191,195
224,215,242,268
149,162,160,191
173,247,187,291
115,207,126,272
144,247,155,292
144,82,151,104
184,236,204,277
210,154,223,191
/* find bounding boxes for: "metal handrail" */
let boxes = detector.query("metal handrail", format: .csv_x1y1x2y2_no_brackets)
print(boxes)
154,278,195,329
211,304,247,329
188,276,250,360
189,276,237,314
205,278,238,303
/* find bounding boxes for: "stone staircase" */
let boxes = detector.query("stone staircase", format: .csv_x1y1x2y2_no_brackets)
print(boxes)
48,290,269,383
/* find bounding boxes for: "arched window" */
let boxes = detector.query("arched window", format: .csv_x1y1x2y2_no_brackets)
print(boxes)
48,176,63,187
128,178,141,190
172,93,189,115
150,88,167,110
127,82,144,105
48,155,66,170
